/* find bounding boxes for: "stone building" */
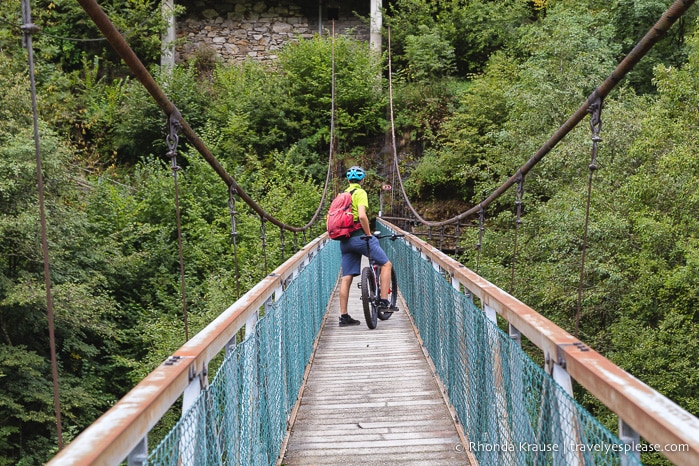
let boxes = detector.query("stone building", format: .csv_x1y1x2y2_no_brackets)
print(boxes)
162,0,384,66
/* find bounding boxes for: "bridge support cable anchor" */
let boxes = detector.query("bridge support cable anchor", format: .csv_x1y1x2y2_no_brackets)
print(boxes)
576,94,603,338
182,363,208,412
21,0,65,451
166,112,190,341
481,302,518,464
245,307,259,341
550,343,594,465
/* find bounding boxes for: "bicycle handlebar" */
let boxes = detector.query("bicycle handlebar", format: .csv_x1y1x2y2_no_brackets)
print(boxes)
360,232,405,241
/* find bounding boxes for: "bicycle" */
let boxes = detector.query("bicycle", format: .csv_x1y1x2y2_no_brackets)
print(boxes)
358,232,404,329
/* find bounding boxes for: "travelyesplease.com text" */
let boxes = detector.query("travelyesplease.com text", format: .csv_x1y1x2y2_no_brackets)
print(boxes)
465,441,689,454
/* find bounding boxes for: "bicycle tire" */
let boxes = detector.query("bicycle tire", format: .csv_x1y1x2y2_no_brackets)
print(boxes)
378,268,398,321
361,266,378,329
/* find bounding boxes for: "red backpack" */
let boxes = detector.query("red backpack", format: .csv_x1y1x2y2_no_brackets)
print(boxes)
326,189,359,239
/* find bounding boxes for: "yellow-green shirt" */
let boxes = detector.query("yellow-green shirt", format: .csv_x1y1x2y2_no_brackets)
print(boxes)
346,183,368,223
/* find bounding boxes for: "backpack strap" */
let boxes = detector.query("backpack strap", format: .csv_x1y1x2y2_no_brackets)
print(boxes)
348,188,361,228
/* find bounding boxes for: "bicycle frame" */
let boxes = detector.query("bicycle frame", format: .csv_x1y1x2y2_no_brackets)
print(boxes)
360,232,402,329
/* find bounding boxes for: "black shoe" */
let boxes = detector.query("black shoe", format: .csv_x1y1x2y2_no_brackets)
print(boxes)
339,314,360,327
377,298,399,312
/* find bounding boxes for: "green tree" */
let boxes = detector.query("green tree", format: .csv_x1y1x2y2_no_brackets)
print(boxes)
387,0,533,76
33,0,167,71
406,1,619,203
0,123,117,464
278,34,386,157
609,0,699,93
468,26,699,452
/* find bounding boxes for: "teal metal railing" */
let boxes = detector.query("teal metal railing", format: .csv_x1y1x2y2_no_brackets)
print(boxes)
379,219,699,465
146,240,340,465
378,222,639,465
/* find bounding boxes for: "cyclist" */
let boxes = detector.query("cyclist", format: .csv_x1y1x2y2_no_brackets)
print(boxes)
338,166,398,327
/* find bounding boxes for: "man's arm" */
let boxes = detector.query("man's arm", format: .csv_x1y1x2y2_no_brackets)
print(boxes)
358,204,372,236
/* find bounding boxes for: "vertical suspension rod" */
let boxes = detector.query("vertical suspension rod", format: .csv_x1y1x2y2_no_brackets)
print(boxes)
22,0,64,450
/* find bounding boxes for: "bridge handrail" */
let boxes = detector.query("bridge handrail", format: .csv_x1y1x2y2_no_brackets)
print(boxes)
381,220,699,465
46,235,333,466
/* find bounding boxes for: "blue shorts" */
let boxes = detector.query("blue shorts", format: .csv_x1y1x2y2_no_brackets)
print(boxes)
340,235,390,276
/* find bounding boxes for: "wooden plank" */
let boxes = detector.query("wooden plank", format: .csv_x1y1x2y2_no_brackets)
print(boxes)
280,264,472,465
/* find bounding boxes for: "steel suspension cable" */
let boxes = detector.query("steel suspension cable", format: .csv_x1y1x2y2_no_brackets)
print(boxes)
260,216,268,276
279,228,286,260
386,0,696,228
328,20,337,189
75,0,335,235
228,187,241,298
165,115,189,341
21,0,63,450
575,96,603,338
509,172,525,294
475,206,485,274
386,26,421,223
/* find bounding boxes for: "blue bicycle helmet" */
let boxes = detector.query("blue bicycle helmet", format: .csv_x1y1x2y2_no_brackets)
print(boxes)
346,166,365,182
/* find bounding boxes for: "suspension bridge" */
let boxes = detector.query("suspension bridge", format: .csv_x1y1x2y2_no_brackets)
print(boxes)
14,0,699,464
45,221,699,466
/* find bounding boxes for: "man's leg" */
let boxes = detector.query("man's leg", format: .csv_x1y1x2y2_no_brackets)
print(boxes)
339,240,362,326
339,274,354,315
378,260,399,312
339,273,360,326
379,260,392,299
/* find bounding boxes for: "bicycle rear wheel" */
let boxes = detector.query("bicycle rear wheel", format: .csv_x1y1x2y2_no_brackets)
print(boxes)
378,268,398,321
361,266,378,329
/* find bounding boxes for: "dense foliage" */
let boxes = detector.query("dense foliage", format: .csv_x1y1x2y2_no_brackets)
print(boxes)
0,0,697,464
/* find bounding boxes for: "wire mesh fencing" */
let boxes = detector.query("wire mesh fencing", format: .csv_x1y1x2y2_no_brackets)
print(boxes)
378,223,641,466
145,225,642,466
146,240,341,466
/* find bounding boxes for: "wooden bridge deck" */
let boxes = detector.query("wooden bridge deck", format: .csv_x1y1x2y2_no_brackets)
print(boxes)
280,265,473,465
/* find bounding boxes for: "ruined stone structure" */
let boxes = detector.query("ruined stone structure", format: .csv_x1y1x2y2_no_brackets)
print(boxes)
169,0,379,65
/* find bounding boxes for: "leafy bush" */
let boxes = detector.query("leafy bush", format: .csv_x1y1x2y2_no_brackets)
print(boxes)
404,25,456,81
278,34,386,156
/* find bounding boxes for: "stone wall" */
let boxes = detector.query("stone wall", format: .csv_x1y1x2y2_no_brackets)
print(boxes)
176,0,370,64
